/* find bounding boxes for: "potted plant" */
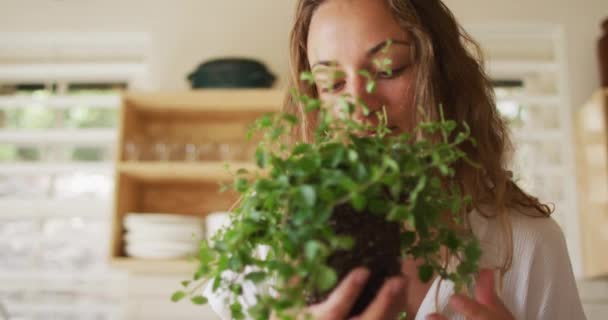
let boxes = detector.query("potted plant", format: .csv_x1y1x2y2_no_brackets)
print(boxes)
172,59,482,320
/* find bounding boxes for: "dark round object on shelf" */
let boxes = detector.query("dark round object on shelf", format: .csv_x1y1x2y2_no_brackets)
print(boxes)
187,58,276,89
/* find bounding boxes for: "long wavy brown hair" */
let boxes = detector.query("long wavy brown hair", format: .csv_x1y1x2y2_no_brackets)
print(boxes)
284,0,552,277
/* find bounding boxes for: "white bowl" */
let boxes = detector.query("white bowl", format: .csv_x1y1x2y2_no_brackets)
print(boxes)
125,241,199,259
124,213,203,226
125,229,204,243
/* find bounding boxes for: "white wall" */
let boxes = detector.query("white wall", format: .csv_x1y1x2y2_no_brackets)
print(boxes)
0,0,297,89
1,0,606,106
444,0,608,109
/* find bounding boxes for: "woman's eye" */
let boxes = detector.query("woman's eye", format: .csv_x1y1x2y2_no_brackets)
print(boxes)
376,66,407,79
320,80,345,93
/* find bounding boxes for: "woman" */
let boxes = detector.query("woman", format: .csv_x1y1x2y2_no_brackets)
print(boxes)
207,0,586,319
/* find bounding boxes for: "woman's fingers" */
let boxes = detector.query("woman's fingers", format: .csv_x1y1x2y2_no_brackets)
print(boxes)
474,269,497,306
430,269,513,320
316,267,370,319
425,313,448,320
351,276,408,320
449,294,495,319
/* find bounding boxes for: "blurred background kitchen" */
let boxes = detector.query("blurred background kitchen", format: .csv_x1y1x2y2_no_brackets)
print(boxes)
0,0,607,319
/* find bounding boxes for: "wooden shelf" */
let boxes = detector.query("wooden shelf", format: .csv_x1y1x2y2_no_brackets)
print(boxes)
110,257,198,274
117,161,258,182
574,88,608,278
124,89,283,113
111,89,282,273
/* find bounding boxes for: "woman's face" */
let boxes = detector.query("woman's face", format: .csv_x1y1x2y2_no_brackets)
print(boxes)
307,0,417,134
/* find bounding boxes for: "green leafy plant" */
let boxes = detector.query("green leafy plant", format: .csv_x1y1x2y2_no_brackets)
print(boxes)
173,49,481,320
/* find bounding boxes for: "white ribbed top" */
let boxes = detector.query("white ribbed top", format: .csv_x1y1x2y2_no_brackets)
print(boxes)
414,209,586,320
206,208,587,320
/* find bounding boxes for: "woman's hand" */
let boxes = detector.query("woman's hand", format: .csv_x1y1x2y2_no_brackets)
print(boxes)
426,269,515,320
272,267,408,320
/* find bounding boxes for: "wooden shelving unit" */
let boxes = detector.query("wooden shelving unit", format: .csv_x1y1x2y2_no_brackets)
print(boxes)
574,88,608,278
117,162,257,182
110,89,283,274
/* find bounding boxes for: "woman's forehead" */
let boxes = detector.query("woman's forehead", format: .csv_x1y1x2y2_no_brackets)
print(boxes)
307,0,410,67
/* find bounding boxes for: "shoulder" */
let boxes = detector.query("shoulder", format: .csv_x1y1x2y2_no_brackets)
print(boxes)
471,206,586,319
509,208,564,244
470,206,575,294
471,205,567,261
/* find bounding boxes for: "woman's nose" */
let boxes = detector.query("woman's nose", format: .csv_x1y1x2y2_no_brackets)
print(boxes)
344,73,380,123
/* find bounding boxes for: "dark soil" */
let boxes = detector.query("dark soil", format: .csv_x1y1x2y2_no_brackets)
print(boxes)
306,202,402,317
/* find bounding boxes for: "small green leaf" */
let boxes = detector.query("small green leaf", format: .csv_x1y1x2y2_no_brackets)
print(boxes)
282,113,298,125
357,69,372,79
381,39,393,54
255,148,268,168
361,102,370,116
245,271,268,283
171,291,187,302
388,205,407,220
235,178,249,193
366,80,376,93
350,193,366,211
299,185,317,207
316,265,338,292
305,240,324,261
330,235,354,250
190,295,208,305
293,143,312,155
300,71,315,85
257,114,273,128
180,280,190,288
465,241,482,261
230,301,245,320
305,99,321,112
444,231,461,251
230,283,243,295
212,275,222,291
400,231,416,248
418,264,434,283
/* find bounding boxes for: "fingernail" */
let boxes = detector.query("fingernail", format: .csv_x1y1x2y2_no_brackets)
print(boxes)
355,269,369,285
391,279,404,295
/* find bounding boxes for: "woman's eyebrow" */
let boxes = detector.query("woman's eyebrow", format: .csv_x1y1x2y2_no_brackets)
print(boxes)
367,39,411,57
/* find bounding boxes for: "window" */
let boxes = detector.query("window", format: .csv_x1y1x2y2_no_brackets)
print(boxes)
470,24,582,276
0,32,148,320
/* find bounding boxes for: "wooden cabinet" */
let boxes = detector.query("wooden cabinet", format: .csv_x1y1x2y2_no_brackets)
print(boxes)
574,88,608,278
110,90,282,273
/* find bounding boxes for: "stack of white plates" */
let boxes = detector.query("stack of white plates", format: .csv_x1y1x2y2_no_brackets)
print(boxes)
123,213,205,259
